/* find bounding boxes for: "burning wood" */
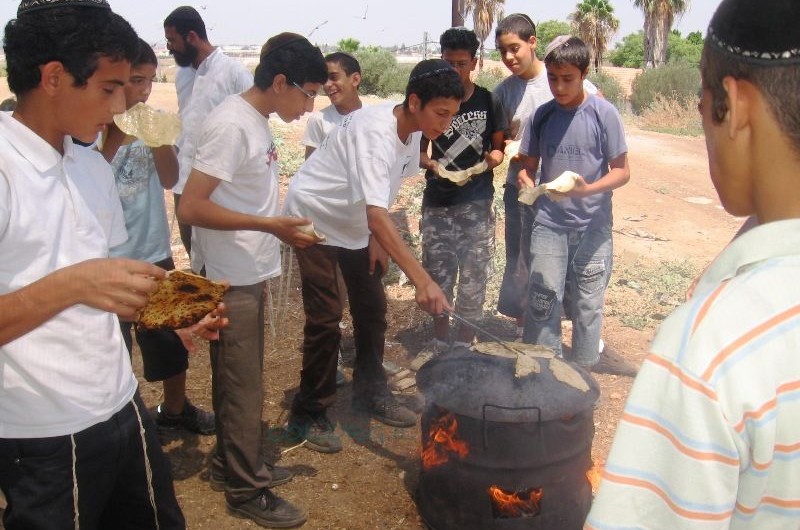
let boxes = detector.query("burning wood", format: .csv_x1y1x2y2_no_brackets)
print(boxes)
587,462,604,493
488,485,543,518
420,413,469,469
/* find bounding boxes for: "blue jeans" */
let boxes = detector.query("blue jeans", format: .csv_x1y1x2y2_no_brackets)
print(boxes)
522,222,612,366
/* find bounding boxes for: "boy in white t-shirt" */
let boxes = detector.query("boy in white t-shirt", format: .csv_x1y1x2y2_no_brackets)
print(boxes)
302,51,363,159
283,59,463,454
177,33,326,529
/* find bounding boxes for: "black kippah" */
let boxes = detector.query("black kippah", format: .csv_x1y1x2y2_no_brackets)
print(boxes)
18,0,109,16
409,59,456,82
708,0,800,64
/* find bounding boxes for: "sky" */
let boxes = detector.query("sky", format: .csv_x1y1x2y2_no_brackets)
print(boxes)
0,0,720,50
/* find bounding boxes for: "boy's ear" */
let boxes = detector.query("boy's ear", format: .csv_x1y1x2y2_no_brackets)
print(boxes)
408,93,421,112
272,73,289,93
722,76,752,139
39,61,67,96
350,72,362,89
528,35,538,49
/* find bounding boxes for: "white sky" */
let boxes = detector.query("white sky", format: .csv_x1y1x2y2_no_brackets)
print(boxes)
0,0,720,49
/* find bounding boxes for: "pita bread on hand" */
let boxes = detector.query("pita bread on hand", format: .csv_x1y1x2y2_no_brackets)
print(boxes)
114,102,182,148
137,270,227,330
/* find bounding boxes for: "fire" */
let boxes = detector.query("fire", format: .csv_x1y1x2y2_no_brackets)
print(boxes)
587,462,604,493
420,412,469,469
488,485,543,518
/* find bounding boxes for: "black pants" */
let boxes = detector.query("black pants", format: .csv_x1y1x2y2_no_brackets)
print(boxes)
292,244,388,416
172,193,192,257
0,392,184,530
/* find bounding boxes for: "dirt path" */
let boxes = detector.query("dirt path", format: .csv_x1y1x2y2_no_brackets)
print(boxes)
0,80,742,529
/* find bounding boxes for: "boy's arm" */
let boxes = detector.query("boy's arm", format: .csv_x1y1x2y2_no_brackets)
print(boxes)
178,169,319,248
419,137,436,171
366,205,451,315
99,123,128,163
0,258,164,346
485,130,505,170
151,145,178,190
304,146,316,160
516,154,540,188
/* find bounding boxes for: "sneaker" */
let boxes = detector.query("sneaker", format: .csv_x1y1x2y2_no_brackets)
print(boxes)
155,399,215,435
590,345,638,377
210,463,294,492
353,392,417,428
286,413,342,453
227,489,307,528
409,339,447,371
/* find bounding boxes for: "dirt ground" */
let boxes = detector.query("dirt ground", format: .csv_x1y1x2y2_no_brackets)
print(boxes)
0,81,741,529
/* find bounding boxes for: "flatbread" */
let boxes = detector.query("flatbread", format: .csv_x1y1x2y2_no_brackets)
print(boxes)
137,271,227,330
436,160,488,186
114,102,182,148
297,222,326,241
518,171,580,205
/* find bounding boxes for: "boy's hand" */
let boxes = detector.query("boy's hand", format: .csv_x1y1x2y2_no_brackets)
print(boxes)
548,175,589,200
415,281,453,316
368,235,388,277
175,302,228,352
70,258,165,319
269,216,323,248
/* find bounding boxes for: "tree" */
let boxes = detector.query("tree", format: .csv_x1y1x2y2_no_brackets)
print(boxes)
633,0,690,68
535,20,572,59
337,38,360,53
609,31,645,68
463,0,506,70
569,0,619,72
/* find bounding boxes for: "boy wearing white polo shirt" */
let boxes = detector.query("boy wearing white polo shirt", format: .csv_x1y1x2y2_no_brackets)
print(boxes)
0,1,187,528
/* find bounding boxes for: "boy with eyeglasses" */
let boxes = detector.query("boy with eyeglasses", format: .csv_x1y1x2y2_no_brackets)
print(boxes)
177,33,326,528
412,26,506,367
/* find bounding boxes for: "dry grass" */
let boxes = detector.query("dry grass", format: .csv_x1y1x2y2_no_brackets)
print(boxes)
638,94,703,137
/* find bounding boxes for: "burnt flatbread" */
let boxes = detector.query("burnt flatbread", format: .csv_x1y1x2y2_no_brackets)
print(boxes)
137,270,226,330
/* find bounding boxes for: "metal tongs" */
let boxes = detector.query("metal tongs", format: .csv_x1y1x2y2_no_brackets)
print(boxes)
444,310,525,357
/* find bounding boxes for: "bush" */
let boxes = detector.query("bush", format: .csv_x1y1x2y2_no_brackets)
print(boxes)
376,64,414,98
630,62,700,115
609,32,644,68
588,70,625,110
475,67,507,92
352,47,398,97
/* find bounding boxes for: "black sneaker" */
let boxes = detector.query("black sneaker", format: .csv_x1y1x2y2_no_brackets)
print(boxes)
353,392,417,428
155,399,215,435
590,345,639,377
227,489,307,528
210,463,294,492
286,413,342,453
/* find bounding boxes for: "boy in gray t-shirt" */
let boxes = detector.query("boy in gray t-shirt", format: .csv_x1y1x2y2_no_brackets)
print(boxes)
517,36,630,370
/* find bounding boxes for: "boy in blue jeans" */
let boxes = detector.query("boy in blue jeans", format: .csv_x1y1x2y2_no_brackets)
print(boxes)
517,36,630,371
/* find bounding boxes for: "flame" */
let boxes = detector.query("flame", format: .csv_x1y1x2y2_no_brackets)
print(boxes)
587,462,604,493
488,485,543,518
420,412,469,469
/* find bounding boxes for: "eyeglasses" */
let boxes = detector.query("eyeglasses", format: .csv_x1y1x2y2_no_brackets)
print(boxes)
291,81,317,99
445,59,473,69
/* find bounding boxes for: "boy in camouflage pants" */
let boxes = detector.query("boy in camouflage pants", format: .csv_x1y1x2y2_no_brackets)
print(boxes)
414,27,506,366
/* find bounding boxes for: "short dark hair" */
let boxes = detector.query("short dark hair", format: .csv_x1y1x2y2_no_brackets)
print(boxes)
164,6,207,41
440,27,480,57
3,6,138,95
254,33,327,90
495,13,537,41
404,59,464,109
544,36,590,73
325,52,361,76
702,44,800,152
133,38,158,68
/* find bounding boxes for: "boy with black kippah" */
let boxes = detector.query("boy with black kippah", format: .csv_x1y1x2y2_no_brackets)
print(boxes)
284,59,462,453
586,1,800,528
0,1,187,528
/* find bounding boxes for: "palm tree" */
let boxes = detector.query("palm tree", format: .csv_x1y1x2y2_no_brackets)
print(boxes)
634,0,690,68
463,0,506,70
569,0,620,73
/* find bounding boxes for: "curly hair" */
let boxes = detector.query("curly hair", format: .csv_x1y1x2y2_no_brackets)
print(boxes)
440,27,480,57
4,6,138,95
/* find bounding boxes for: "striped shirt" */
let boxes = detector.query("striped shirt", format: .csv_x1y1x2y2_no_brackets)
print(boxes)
586,219,800,530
